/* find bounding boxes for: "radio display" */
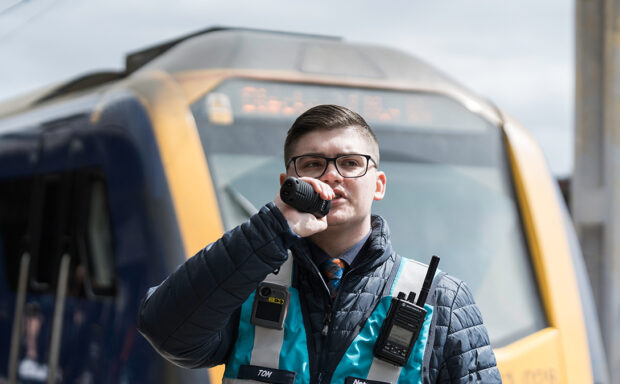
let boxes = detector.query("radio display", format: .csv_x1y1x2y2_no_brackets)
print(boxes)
387,324,414,346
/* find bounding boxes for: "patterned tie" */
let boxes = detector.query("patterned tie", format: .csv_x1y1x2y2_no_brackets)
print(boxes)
319,258,346,298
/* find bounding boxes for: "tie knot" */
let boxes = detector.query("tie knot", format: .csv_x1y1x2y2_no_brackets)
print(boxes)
319,258,346,298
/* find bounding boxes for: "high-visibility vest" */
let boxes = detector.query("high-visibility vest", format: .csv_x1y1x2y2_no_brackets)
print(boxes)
222,253,436,384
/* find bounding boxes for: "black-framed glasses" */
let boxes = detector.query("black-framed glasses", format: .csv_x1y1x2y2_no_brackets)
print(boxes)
287,154,377,178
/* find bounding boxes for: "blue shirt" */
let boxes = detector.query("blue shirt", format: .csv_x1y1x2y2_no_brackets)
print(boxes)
305,230,371,269
275,204,371,269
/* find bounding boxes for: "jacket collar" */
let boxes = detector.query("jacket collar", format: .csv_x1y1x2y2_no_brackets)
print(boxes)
291,214,393,274
352,214,393,271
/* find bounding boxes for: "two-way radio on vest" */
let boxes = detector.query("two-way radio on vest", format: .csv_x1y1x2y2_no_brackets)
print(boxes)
374,255,440,366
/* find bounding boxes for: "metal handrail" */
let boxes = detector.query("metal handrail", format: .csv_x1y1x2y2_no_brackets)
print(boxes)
46,253,70,384
8,252,31,384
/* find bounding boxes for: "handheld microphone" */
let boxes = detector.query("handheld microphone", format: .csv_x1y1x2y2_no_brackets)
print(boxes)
279,177,331,218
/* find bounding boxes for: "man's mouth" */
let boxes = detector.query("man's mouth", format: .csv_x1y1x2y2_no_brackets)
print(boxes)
331,190,346,202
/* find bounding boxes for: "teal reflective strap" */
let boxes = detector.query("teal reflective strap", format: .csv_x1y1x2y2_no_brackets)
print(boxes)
279,287,310,383
224,292,256,379
330,298,435,384
330,296,392,382
330,258,407,383
331,258,438,384
224,255,438,384
223,286,310,383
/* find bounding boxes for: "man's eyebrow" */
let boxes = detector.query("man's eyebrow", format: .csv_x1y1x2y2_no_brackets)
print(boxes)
296,152,364,157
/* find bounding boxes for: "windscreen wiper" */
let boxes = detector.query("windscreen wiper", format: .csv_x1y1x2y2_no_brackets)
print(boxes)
225,184,259,217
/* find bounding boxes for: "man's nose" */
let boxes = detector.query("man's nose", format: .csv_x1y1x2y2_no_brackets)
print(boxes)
320,160,343,183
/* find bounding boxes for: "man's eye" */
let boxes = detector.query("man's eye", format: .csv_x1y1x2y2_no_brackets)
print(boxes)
299,159,324,169
339,157,361,167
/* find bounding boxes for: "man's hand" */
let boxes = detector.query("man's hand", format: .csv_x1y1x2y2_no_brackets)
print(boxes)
274,177,334,237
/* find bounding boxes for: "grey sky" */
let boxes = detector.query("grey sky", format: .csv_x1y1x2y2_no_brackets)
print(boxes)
0,0,574,175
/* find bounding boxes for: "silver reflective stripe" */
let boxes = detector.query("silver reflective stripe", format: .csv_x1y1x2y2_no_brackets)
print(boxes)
366,258,428,384
249,251,293,368
251,324,285,367
392,258,428,300
366,357,402,383
264,250,293,286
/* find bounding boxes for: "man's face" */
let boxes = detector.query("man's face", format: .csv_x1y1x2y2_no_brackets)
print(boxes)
281,126,386,229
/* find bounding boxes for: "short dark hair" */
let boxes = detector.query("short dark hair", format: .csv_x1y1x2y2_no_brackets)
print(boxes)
284,104,379,166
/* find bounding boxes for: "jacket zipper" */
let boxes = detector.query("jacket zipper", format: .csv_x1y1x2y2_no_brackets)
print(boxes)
319,271,348,384
319,300,334,384
295,245,387,384
318,256,384,384
321,303,332,336
293,248,332,384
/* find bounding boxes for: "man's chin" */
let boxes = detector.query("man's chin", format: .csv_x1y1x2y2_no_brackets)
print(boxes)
325,212,348,227
325,209,359,227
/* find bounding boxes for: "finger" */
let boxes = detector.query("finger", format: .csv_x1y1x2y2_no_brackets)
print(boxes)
309,220,328,234
301,177,333,200
274,192,286,209
295,215,328,237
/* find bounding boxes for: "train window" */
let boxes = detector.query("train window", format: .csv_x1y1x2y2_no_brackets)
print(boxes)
85,178,116,295
72,170,116,297
31,173,66,291
0,169,115,297
0,174,74,294
191,79,547,348
0,177,34,291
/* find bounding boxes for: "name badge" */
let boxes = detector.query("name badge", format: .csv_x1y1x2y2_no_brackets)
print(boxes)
344,377,391,384
238,364,296,384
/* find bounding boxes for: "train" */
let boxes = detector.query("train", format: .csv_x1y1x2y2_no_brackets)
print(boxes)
0,27,608,383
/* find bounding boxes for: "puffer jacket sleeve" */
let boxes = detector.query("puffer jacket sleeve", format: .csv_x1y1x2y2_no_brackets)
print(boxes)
137,202,293,369
431,275,502,383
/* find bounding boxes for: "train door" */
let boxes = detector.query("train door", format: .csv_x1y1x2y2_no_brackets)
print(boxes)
0,127,40,382
52,126,115,383
2,108,211,383
0,116,117,384
2,117,80,383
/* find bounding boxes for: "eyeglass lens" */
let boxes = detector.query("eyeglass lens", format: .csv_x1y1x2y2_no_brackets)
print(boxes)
295,155,368,178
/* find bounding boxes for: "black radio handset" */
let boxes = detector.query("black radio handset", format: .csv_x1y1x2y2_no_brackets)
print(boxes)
374,255,440,366
280,177,331,218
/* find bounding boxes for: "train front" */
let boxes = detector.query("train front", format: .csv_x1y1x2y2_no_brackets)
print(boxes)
126,29,599,383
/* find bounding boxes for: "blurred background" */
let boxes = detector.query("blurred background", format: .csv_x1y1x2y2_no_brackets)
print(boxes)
0,0,573,176
3,1,619,383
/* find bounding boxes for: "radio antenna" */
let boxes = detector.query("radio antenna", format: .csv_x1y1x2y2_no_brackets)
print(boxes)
416,255,440,306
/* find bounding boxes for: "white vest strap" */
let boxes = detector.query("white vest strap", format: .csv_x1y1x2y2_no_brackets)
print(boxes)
264,250,294,286
366,258,429,383
249,250,293,368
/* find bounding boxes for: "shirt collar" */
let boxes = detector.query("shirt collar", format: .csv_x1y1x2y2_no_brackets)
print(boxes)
306,230,371,268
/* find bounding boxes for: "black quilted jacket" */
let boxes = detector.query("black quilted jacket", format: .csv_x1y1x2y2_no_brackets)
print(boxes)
137,203,502,383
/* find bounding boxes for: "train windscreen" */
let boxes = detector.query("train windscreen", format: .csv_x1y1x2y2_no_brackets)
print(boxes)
190,79,546,348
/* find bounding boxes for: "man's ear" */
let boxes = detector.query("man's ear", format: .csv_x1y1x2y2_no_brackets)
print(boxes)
373,171,387,201
280,173,287,185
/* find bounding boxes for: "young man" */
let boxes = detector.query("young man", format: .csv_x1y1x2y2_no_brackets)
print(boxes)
138,105,502,383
